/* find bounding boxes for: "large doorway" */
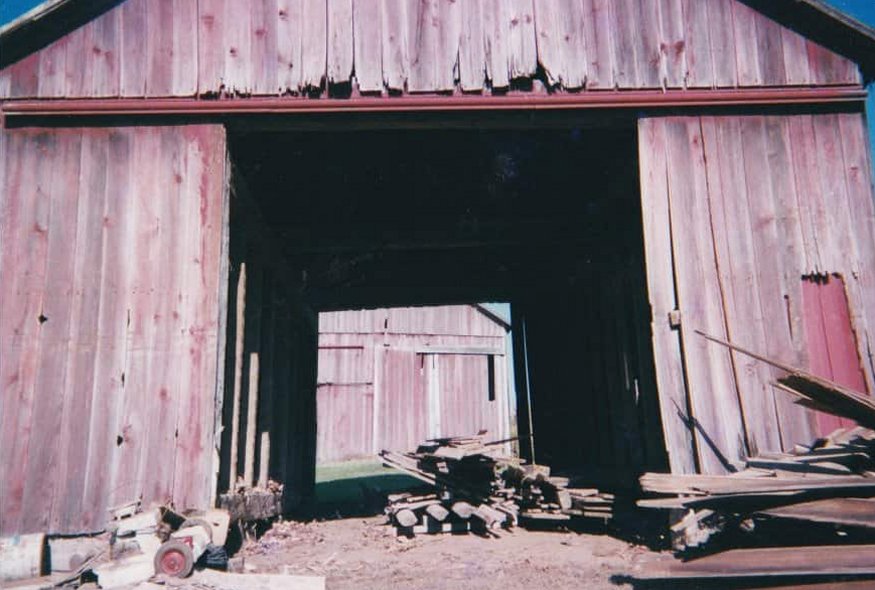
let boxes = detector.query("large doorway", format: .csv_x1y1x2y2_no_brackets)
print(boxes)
217,123,667,515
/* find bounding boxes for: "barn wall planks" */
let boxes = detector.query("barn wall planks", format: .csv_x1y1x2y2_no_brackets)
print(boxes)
0,0,862,99
315,306,511,463
639,113,875,474
0,125,228,535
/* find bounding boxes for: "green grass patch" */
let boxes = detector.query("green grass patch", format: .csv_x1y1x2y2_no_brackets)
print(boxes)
314,459,425,514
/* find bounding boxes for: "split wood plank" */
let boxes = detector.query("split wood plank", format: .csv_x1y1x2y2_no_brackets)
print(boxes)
705,0,737,88
458,0,484,91
251,0,280,95
198,0,227,94
353,0,383,92
611,0,639,88
656,0,684,89
120,0,147,96
699,117,781,456
82,130,135,526
435,0,461,92
837,113,875,390
533,0,565,87
637,118,696,474
665,117,746,473
406,0,439,92
277,0,304,93
301,0,328,88
380,0,409,91
328,0,354,85
90,8,121,97
0,132,56,533
680,0,712,88
482,0,509,88
506,0,537,80
52,133,110,532
20,133,81,534
731,1,763,87
225,0,254,94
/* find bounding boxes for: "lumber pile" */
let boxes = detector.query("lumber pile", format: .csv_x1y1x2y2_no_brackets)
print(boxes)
380,434,614,536
639,426,875,550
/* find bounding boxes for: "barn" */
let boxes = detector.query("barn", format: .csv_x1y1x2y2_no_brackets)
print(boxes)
315,304,514,464
2,0,875,537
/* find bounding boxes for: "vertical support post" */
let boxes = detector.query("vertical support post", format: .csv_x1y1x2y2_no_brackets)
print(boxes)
244,351,260,487
228,262,246,488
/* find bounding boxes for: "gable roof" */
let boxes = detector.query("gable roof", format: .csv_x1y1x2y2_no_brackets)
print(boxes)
1,0,873,97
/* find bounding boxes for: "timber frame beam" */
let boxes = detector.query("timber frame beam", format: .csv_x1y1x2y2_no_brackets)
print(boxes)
0,86,867,120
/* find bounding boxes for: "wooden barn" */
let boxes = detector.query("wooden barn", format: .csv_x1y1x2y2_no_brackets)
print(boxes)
2,0,875,537
315,304,513,464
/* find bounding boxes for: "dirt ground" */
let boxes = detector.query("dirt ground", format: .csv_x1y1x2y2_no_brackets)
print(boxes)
237,516,667,590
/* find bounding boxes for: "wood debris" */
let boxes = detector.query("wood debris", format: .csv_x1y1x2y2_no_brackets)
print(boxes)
380,434,613,537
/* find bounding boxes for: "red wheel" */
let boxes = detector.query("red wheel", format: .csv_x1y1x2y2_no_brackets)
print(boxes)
154,540,195,577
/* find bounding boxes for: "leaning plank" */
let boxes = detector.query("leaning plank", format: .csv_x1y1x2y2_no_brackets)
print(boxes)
760,498,875,529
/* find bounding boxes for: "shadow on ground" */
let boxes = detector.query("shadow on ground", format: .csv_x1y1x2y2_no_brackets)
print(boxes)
314,459,425,518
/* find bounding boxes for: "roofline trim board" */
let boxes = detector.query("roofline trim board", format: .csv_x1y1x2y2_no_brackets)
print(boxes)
1,87,866,120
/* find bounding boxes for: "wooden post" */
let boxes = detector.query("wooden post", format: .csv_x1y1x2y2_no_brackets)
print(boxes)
244,351,260,487
228,262,246,489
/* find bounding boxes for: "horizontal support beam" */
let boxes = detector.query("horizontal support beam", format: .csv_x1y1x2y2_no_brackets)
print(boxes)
0,86,866,119
415,347,505,356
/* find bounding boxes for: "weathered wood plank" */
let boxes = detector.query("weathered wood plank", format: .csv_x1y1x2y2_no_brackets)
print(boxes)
0,132,55,532
786,116,824,274
19,133,81,534
277,0,304,93
731,1,762,87
665,118,746,473
705,0,737,87
54,133,111,532
612,0,640,88
407,0,439,92
381,0,409,91
225,0,254,93
506,0,537,80
635,0,662,89
838,113,875,390
637,118,696,474
699,117,781,457
120,0,147,96
482,0,509,89
90,8,121,97
457,0,484,91
301,0,328,88
171,0,198,96
328,0,354,86
82,130,134,528
198,0,226,94
353,0,383,92
64,24,90,97
144,0,174,97
752,11,787,87
534,0,565,87
435,0,462,91
761,116,818,447
172,126,226,509
681,0,712,88
655,0,684,89
36,37,68,97
781,26,812,86
251,0,280,95
807,40,861,86
581,0,615,89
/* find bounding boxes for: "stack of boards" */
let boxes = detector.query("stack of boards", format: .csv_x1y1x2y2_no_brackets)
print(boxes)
380,434,613,537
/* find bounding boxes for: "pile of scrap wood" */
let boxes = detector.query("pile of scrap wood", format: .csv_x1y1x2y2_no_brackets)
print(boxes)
639,335,875,553
380,434,614,536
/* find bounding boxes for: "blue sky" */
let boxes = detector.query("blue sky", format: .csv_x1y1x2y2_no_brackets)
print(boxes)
2,0,874,151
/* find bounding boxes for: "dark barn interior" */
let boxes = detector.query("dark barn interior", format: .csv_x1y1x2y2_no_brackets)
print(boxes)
219,124,668,514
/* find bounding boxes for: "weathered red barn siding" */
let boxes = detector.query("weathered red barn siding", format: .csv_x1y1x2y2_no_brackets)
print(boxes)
316,306,511,462
0,0,861,99
640,113,875,475
0,125,227,535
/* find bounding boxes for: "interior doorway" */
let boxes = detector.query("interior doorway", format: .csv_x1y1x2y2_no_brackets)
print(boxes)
217,122,668,516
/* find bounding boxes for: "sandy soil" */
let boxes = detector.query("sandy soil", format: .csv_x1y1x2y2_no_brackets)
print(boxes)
237,516,668,590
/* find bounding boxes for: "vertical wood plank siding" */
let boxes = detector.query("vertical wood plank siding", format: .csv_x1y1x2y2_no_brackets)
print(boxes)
639,114,875,474
0,0,861,99
315,306,511,463
0,125,227,535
